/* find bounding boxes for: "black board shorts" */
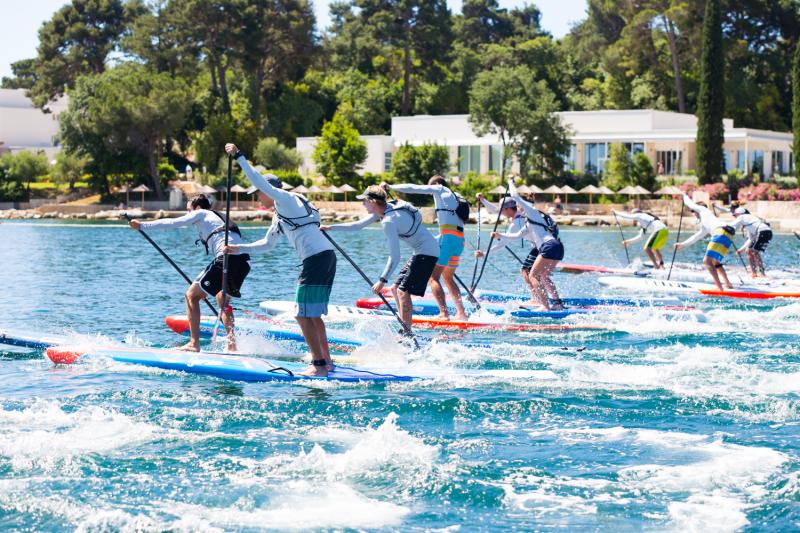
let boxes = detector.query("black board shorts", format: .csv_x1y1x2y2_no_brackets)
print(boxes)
395,254,438,296
296,249,337,318
751,230,772,252
521,247,539,272
197,254,251,298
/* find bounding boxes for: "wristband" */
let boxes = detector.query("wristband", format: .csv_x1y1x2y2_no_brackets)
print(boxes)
379,277,388,284
233,150,244,160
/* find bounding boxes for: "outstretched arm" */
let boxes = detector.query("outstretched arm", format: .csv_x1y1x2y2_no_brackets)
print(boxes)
379,219,402,281
236,217,281,254
327,214,379,231
139,210,203,230
389,183,441,195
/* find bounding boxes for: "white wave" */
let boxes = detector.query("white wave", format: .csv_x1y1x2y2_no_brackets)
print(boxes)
0,399,160,472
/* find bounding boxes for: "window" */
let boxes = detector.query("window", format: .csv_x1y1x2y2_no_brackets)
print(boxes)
564,144,577,171
488,144,508,172
624,142,645,155
585,143,609,174
771,151,787,176
736,151,746,171
750,150,764,175
656,151,681,175
458,146,482,174
384,152,392,172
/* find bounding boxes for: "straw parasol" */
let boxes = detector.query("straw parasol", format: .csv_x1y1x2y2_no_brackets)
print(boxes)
654,185,682,196
230,184,248,208
517,184,532,194
597,185,615,196
634,185,651,195
118,184,132,206
527,184,544,194
542,184,563,202
131,184,151,208
617,185,645,208
560,185,578,207
489,185,506,197
282,182,294,190
307,185,324,196
292,184,309,194
196,184,217,195
338,183,357,201
579,184,602,204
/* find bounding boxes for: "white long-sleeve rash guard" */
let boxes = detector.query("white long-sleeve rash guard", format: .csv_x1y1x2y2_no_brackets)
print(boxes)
140,209,243,258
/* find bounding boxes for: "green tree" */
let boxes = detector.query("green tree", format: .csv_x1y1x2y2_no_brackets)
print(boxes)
794,43,800,184
391,143,450,183
52,151,88,190
631,152,657,191
1,59,37,90
603,143,633,191
23,0,132,108
695,0,724,184
312,112,367,185
253,137,302,171
59,63,191,198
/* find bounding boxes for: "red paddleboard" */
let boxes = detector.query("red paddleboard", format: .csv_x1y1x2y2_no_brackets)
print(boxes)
698,288,800,299
557,263,631,274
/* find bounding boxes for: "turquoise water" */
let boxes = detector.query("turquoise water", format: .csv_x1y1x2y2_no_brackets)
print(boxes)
1,220,799,531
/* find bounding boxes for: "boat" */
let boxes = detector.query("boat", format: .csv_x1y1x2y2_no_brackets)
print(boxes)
45,345,557,383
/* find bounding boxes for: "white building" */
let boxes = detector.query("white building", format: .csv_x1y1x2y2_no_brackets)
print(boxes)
296,109,794,179
0,88,67,158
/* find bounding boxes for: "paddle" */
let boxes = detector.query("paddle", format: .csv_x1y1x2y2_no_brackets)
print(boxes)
123,213,219,315
472,181,510,291
320,231,420,349
667,201,685,281
453,273,482,311
612,211,631,265
211,155,234,345
470,201,481,288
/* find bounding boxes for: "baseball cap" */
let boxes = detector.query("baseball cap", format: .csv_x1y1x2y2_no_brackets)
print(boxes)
501,198,517,210
733,207,748,216
265,173,283,190
356,185,387,201
631,207,642,214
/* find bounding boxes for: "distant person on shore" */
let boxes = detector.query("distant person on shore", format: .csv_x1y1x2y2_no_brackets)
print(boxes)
612,208,669,269
128,194,250,352
224,143,336,377
474,193,540,295
322,185,439,335
384,176,469,321
674,195,735,291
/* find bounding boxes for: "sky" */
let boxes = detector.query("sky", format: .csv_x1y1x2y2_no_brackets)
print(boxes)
0,0,587,81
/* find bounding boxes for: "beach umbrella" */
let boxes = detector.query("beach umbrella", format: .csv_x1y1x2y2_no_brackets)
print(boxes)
282,182,294,190
246,185,259,207
516,184,532,194
230,184,248,208
338,183,356,201
654,185,682,196
579,184,602,204
307,185,324,196
292,184,309,194
131,184,151,208
617,185,644,208
598,185,615,196
197,184,217,195
489,185,507,199
118,184,132,206
325,185,341,200
634,185,651,195
527,184,544,194
542,184,562,202
560,185,578,207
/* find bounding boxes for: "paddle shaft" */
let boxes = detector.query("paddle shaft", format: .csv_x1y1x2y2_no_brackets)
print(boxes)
320,231,419,348
123,213,219,315
212,156,234,344
472,181,510,291
612,212,631,265
667,202,685,280
470,201,481,288
452,273,481,310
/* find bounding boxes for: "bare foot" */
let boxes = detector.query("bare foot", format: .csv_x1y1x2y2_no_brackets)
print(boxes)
177,342,200,352
454,314,468,322
435,314,450,321
226,342,237,353
298,364,329,377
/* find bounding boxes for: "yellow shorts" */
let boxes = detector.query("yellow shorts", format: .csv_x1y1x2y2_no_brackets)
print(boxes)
644,228,669,251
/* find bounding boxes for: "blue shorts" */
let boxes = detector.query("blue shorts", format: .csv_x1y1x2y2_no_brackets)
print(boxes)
539,239,565,261
437,230,465,268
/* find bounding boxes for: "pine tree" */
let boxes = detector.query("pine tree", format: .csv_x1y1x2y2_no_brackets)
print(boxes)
695,0,725,184
793,44,800,184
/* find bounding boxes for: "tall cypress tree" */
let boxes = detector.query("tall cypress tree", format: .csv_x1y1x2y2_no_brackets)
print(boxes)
793,44,800,184
695,0,725,184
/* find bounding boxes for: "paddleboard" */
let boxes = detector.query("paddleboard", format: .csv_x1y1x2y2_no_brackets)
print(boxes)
258,300,609,332
371,290,685,308
0,330,64,350
165,315,362,351
45,345,557,383
599,276,800,299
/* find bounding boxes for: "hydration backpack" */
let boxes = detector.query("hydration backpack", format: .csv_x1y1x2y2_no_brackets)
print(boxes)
436,187,470,224
196,210,242,254
527,211,560,240
386,200,422,238
276,194,321,231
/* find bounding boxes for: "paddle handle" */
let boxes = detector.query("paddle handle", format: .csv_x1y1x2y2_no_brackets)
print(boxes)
212,155,234,344
667,201,685,280
472,181,510,291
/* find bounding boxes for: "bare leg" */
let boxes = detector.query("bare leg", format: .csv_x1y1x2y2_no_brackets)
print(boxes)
717,264,733,288
537,260,561,307
527,256,552,309
754,251,766,276
703,257,724,291
441,267,468,320
520,268,534,292
645,248,658,268
181,283,204,352
653,249,664,268
397,289,414,332
428,264,448,319
296,316,331,377
216,292,236,352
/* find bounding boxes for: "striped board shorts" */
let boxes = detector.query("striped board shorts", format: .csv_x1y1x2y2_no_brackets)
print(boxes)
644,228,669,251
436,227,465,268
295,250,336,318
705,226,735,263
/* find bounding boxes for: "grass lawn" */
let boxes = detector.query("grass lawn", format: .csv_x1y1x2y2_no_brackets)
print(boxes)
29,182,89,191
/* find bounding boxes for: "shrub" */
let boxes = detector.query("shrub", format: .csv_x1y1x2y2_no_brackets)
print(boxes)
253,137,302,171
